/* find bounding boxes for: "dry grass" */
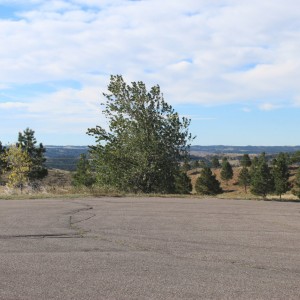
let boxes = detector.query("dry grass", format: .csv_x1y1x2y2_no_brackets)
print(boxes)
0,166,299,202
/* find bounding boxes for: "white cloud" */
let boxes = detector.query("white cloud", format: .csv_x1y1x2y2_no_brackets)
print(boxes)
0,102,28,109
1,0,300,143
259,103,281,111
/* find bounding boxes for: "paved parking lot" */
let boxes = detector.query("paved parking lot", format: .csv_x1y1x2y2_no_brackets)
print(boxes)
0,197,299,299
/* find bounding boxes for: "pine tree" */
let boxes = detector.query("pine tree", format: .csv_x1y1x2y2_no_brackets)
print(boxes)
238,166,251,193
240,154,251,167
174,172,192,194
192,160,200,169
18,128,48,182
220,159,233,185
292,167,300,199
211,156,220,168
182,160,191,172
272,152,290,199
195,166,222,195
250,153,274,198
72,153,95,187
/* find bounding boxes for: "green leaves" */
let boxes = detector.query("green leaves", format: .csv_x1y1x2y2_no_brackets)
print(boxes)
250,153,274,198
1,145,32,191
18,128,48,181
88,75,194,193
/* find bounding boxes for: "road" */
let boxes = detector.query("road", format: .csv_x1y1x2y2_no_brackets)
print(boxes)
0,197,299,299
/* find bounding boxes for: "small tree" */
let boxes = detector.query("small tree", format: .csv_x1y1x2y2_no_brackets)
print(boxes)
192,160,200,169
272,152,290,199
195,166,222,195
250,153,274,199
238,166,251,193
292,167,300,199
220,159,233,185
240,154,251,167
211,156,220,168
18,128,48,182
174,172,192,194
1,145,32,192
182,160,191,172
72,153,96,187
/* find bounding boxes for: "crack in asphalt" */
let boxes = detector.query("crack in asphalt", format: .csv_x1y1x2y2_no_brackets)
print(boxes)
0,233,80,239
0,200,95,240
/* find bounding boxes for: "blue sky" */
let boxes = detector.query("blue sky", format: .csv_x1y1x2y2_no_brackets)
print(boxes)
1,0,300,146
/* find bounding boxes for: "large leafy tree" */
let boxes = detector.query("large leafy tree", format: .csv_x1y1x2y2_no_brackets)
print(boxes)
195,166,222,195
271,152,290,199
250,153,274,198
87,75,194,193
18,128,48,181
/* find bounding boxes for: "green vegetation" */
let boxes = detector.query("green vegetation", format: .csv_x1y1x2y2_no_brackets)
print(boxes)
1,145,32,192
87,75,194,194
195,166,222,195
238,166,251,193
72,153,95,187
292,167,300,199
220,157,233,185
240,154,251,167
211,156,220,168
250,153,274,199
271,153,290,199
18,128,48,182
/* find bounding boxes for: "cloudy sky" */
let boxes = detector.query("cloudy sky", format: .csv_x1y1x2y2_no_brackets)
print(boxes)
0,0,300,146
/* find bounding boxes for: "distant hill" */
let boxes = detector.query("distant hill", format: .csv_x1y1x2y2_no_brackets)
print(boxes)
45,146,89,171
190,145,300,155
44,145,300,170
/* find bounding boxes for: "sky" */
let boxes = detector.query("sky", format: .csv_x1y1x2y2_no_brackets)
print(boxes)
0,0,300,146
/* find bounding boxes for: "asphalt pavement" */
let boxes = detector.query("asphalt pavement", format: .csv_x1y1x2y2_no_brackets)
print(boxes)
0,197,299,299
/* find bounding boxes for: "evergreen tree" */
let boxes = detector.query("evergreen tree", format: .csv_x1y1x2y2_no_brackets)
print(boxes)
182,160,191,172
292,167,300,199
18,128,48,182
1,145,32,192
87,75,194,193
220,159,233,185
240,154,251,167
271,153,290,199
250,153,274,198
238,166,251,193
211,156,220,168
174,172,192,194
192,160,200,169
195,166,222,195
72,153,96,187
199,160,207,168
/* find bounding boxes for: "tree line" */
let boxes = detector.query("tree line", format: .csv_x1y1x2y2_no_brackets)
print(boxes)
1,75,300,199
193,152,300,199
